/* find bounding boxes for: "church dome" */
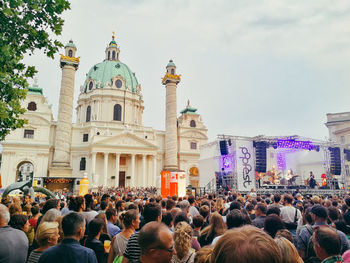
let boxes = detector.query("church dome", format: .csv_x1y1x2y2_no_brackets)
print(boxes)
83,60,139,93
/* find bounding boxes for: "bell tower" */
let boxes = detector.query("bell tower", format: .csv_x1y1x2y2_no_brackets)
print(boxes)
50,40,79,177
162,60,181,171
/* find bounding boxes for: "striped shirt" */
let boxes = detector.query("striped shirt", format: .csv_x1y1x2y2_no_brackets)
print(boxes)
123,232,141,263
27,250,44,263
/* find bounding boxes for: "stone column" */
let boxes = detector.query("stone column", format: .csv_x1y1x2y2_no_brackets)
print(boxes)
142,155,147,187
115,154,120,188
164,81,178,170
153,155,157,186
91,152,96,184
52,64,78,166
131,154,135,186
104,153,108,186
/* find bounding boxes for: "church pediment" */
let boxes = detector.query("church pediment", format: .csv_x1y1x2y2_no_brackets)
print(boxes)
94,132,158,149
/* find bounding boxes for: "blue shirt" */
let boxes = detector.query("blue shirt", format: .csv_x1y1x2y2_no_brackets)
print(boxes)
107,221,120,237
38,238,97,263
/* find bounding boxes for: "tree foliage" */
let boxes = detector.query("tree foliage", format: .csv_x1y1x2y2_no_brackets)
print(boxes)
0,0,70,140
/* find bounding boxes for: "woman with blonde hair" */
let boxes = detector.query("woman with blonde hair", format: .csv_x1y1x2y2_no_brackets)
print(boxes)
274,236,303,263
198,212,226,247
172,221,196,263
27,221,60,263
215,198,225,216
194,246,213,263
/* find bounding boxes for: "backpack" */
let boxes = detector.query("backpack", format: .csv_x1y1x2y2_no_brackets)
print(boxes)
305,225,321,263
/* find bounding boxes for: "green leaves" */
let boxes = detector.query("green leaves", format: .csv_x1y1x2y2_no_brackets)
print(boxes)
0,0,70,140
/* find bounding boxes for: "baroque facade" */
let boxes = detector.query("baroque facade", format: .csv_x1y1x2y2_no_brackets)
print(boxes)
1,36,207,191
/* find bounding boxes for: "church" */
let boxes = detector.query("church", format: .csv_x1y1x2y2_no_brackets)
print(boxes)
0,35,208,192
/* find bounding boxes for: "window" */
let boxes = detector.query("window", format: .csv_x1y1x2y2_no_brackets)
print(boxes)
190,142,197,149
171,69,175,75
24,130,34,139
113,104,122,121
190,120,196,127
68,50,73,57
27,102,37,111
83,134,88,142
108,51,110,60
89,81,93,90
80,157,86,171
115,79,122,89
112,51,116,60
86,106,91,122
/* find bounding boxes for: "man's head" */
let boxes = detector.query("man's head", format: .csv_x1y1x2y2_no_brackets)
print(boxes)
179,200,189,213
188,195,195,205
313,226,341,261
255,203,267,217
143,203,162,223
138,222,174,263
0,204,10,227
106,208,118,224
311,205,328,223
273,193,281,203
211,225,282,263
62,212,85,240
282,194,293,205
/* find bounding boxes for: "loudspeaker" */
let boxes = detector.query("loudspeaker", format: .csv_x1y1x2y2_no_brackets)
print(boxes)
219,140,228,155
330,147,341,175
255,141,267,173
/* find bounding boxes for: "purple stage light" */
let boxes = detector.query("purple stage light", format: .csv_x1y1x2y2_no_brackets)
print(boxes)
277,139,315,150
221,155,232,169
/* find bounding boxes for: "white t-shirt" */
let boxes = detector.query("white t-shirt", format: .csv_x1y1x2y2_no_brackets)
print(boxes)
280,206,302,223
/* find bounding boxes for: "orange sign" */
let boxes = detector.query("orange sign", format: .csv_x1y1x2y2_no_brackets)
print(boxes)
161,171,171,198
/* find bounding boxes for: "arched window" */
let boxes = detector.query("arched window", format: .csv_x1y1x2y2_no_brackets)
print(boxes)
86,106,91,122
88,81,93,90
80,157,86,171
171,69,175,75
27,101,37,111
108,51,110,60
112,51,116,60
113,104,122,121
190,120,196,127
68,50,73,57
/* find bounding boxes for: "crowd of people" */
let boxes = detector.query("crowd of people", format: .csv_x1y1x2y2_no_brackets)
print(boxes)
2,188,350,262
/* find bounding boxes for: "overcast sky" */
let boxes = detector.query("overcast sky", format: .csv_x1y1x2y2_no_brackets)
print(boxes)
23,0,350,142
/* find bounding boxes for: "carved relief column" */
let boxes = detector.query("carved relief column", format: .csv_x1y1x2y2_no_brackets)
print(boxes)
142,155,146,187
104,153,108,186
115,153,120,188
131,154,135,186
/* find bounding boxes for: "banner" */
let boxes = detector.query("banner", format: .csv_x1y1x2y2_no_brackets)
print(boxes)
236,140,255,192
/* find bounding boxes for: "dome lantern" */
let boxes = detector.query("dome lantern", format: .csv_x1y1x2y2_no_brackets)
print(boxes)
105,32,120,61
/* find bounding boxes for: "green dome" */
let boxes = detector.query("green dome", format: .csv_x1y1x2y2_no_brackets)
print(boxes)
167,59,175,67
65,40,76,48
83,60,139,93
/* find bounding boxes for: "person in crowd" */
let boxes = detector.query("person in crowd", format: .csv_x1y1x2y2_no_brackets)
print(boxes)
138,222,174,263
245,203,255,220
252,203,267,228
280,194,302,237
193,246,213,263
123,202,162,263
85,218,106,263
41,208,61,223
38,212,97,263
192,215,204,239
106,208,121,237
313,226,344,263
0,204,29,263
166,199,176,211
174,212,190,226
343,198,350,226
162,211,174,232
29,205,41,228
95,213,112,243
264,214,287,239
271,193,282,208
8,203,22,215
172,222,196,263
296,206,314,240
267,205,281,216
333,221,350,242
198,212,226,247
297,205,349,261
9,214,31,237
188,195,200,217
27,222,60,263
108,209,140,263
210,225,282,263
199,205,210,229
98,201,109,214
274,236,303,263
83,194,99,223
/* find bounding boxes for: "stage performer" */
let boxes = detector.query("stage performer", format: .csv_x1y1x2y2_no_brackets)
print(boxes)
321,173,327,187
308,171,316,189
255,171,262,188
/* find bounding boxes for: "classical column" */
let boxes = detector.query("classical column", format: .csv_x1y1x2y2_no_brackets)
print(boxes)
104,153,108,186
131,154,135,186
162,60,180,171
115,154,120,188
142,155,147,187
91,152,96,184
153,155,157,187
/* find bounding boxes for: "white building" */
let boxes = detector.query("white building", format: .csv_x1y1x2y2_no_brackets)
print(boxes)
1,36,207,192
